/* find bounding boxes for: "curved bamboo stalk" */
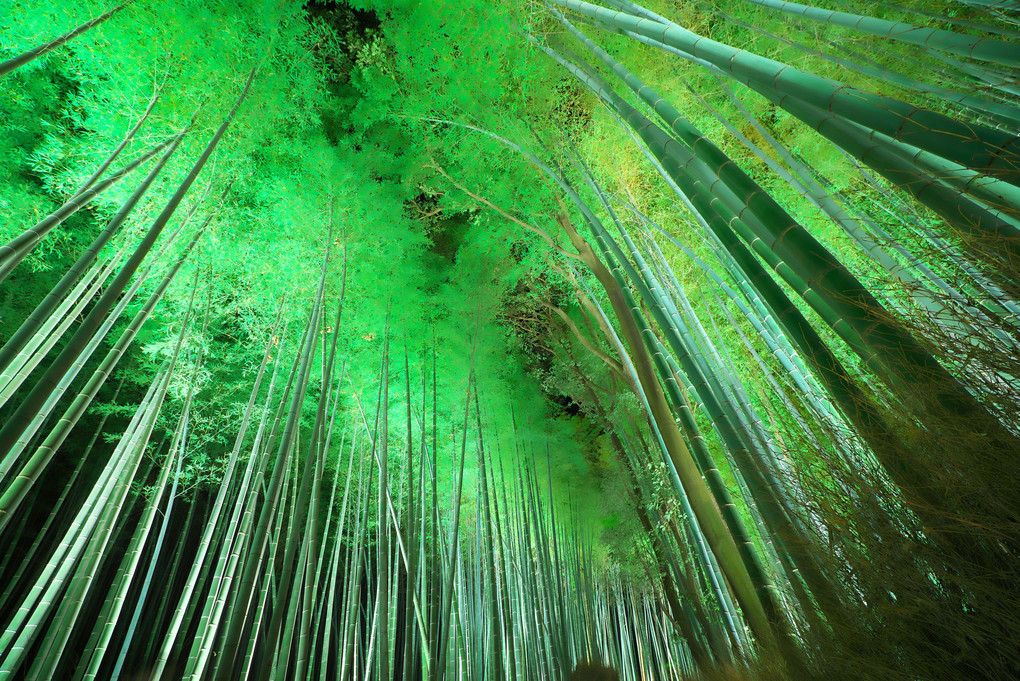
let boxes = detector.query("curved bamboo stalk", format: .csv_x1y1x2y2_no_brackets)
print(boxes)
739,0,1020,67
0,2,134,77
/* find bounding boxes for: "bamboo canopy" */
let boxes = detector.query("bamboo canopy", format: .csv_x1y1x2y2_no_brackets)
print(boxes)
0,1,1018,680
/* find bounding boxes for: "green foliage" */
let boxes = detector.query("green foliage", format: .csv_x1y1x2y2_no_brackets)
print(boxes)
2,1,1019,677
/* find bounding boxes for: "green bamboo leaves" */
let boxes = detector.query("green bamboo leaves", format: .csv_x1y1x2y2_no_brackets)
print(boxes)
1,2,1018,680
547,0,1020,186
0,2,134,77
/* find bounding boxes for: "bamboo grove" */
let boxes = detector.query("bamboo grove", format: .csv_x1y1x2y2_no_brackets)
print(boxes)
0,0,1018,679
